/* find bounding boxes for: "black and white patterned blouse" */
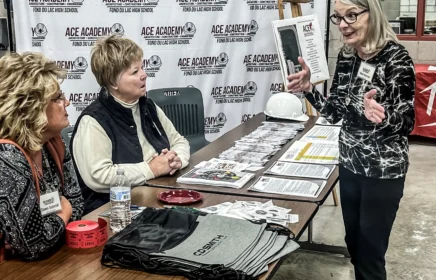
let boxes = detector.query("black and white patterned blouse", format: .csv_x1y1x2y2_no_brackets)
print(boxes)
305,41,415,179
0,142,84,260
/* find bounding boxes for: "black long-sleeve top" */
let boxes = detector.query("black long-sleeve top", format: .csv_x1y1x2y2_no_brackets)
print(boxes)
305,41,415,179
0,142,84,260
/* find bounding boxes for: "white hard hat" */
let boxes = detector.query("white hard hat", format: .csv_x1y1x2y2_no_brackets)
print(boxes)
264,92,309,122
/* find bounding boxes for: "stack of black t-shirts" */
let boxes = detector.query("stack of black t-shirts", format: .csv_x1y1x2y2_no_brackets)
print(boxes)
101,208,299,279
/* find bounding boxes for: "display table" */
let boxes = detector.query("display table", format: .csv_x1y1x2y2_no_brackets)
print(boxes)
411,64,436,138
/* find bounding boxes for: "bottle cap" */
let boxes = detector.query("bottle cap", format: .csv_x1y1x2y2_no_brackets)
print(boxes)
116,168,125,175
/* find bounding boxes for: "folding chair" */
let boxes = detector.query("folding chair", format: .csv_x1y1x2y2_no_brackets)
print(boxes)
61,126,74,147
147,86,210,154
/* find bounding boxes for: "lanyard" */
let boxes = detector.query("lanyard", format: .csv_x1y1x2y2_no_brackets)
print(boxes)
31,149,57,192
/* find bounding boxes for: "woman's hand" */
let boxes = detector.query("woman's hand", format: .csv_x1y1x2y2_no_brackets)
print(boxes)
160,149,182,175
149,154,172,177
364,89,386,124
287,57,312,93
57,196,73,225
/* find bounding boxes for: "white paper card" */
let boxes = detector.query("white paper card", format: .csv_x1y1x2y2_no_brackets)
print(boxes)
40,191,62,216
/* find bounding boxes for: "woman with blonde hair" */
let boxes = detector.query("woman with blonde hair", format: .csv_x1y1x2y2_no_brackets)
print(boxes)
288,0,415,279
0,52,84,260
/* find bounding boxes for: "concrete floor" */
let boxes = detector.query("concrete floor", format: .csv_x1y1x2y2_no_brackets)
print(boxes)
273,140,436,280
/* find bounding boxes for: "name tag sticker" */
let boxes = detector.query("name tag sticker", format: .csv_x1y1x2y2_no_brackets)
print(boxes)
40,191,62,216
357,62,376,82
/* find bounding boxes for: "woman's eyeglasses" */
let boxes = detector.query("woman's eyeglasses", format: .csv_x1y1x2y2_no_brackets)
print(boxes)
330,10,368,25
51,91,67,104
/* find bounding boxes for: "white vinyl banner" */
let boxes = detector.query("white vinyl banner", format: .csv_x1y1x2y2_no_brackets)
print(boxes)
13,0,327,142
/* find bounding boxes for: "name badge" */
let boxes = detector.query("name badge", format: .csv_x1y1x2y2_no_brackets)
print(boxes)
40,191,62,216
357,62,376,82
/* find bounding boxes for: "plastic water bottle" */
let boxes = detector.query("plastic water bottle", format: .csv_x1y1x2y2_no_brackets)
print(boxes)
110,168,131,233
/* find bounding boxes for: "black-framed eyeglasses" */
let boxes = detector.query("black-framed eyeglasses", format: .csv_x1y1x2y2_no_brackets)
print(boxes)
330,10,368,25
51,91,67,104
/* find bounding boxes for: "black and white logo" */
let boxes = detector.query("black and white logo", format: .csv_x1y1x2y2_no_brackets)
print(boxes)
243,53,280,73
111,23,125,36
184,22,196,35
68,91,100,112
142,55,162,78
56,57,88,80
270,82,284,94
212,20,258,44
103,0,159,13
244,0,284,11
193,235,227,256
241,114,256,123
31,23,47,47
66,23,124,47
178,52,229,76
30,0,84,13
141,22,196,46
211,81,257,104
178,0,229,12
204,112,227,134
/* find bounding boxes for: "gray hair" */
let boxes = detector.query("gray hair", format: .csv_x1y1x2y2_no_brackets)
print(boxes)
338,0,398,57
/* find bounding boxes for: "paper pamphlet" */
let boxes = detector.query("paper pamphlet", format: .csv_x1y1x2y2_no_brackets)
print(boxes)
272,14,329,88
176,168,255,189
300,125,341,144
264,161,335,180
200,200,298,226
315,117,343,126
195,158,249,172
248,176,326,198
279,140,339,165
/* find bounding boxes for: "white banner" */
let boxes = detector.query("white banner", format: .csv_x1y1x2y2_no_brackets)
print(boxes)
13,0,327,142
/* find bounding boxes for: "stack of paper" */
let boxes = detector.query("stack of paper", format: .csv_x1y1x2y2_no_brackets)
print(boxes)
195,158,249,172
279,140,339,165
200,200,299,227
265,161,335,180
300,125,341,143
249,176,326,198
176,168,255,189
316,116,343,126
219,121,304,167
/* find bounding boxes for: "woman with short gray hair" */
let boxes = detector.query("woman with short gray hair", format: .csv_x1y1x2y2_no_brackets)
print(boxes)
71,35,190,214
288,0,415,279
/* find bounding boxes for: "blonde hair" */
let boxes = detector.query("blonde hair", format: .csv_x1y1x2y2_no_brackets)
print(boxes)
0,52,66,153
339,0,398,57
90,35,144,88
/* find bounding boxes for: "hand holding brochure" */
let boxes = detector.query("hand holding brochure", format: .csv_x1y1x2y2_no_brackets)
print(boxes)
176,168,255,189
272,14,329,87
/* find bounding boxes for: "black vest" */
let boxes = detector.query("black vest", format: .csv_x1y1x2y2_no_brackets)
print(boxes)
70,89,170,214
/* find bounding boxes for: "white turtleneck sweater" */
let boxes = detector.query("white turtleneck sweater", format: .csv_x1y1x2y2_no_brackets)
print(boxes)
72,95,190,193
